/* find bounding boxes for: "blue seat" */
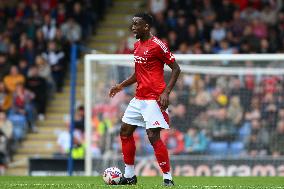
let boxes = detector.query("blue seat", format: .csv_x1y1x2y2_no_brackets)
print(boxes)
208,142,229,156
229,141,244,156
8,114,27,141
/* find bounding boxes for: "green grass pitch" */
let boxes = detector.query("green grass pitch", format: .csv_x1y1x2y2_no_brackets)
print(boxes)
0,176,283,189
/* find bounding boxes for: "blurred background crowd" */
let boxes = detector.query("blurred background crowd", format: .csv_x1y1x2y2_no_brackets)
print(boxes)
0,0,109,171
90,0,284,158
1,0,284,174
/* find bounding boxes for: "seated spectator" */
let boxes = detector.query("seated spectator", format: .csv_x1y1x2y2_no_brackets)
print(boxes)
10,83,36,132
0,129,8,174
269,120,284,157
210,108,236,141
171,104,189,133
18,59,29,77
26,66,47,120
60,17,82,43
7,44,20,66
184,126,208,154
0,53,10,81
0,82,12,112
0,111,13,141
246,119,269,155
227,96,243,127
42,41,64,92
3,66,25,93
161,128,184,155
74,106,84,133
35,55,55,97
41,14,56,41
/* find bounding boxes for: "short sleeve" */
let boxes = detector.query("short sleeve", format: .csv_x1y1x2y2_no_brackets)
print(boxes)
155,40,175,65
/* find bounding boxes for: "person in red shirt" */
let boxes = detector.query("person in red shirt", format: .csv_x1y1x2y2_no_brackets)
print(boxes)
109,13,180,186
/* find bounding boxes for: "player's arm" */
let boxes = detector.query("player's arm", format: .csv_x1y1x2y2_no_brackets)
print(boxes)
109,72,136,98
158,61,180,110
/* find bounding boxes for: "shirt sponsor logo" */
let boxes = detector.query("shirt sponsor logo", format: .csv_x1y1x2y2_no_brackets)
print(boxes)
134,56,147,64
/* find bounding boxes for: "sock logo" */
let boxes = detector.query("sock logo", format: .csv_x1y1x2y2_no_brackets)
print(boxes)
153,121,160,126
159,162,167,166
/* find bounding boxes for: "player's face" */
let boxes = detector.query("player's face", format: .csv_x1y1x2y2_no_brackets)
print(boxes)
132,17,148,39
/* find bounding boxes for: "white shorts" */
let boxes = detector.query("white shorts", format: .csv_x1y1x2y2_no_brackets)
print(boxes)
122,97,170,129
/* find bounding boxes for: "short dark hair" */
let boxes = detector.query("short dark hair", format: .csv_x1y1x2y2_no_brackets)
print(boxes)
134,12,153,27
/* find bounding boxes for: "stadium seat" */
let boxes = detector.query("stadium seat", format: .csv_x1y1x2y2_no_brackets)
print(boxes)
208,142,229,156
229,141,244,156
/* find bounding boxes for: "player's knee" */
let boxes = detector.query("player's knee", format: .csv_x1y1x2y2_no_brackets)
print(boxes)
120,123,134,137
147,130,160,145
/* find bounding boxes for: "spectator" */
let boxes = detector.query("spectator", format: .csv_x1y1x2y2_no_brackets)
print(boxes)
60,17,82,43
3,66,25,93
10,83,36,132
41,14,56,41
0,111,13,141
210,108,236,141
211,22,226,44
171,104,189,133
74,106,84,133
184,126,208,154
35,55,54,92
269,120,284,157
0,53,10,81
227,96,243,127
26,66,47,119
161,128,184,155
42,40,64,92
0,82,12,112
245,119,269,156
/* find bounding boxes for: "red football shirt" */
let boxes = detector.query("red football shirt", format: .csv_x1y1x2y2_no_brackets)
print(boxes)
133,36,175,100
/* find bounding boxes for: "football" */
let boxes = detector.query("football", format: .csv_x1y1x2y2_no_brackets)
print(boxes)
102,167,122,185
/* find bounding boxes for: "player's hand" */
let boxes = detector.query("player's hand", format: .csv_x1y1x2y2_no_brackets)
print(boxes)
158,91,169,111
109,84,123,98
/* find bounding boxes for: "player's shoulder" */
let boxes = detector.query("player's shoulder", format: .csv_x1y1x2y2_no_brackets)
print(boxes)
151,36,169,53
134,39,140,48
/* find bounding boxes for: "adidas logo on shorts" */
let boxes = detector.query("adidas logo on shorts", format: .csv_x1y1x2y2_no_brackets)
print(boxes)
153,121,160,126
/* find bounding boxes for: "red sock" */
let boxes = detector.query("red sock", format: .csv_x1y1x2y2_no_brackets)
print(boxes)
120,135,136,165
152,139,170,173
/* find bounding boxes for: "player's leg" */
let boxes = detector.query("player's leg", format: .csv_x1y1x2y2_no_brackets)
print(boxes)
119,98,145,185
120,123,137,178
142,100,174,186
146,128,174,186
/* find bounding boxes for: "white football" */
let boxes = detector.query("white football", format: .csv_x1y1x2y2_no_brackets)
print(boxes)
102,167,122,185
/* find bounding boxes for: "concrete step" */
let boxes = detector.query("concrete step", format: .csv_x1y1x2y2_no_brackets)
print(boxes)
21,141,57,148
37,119,65,125
5,167,27,176
38,126,65,132
46,106,70,113
45,114,65,120
100,22,130,28
26,133,57,140
17,146,56,154
105,13,131,21
92,38,122,43
13,154,52,161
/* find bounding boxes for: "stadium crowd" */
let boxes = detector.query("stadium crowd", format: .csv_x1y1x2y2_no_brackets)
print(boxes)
0,0,108,173
87,0,284,158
